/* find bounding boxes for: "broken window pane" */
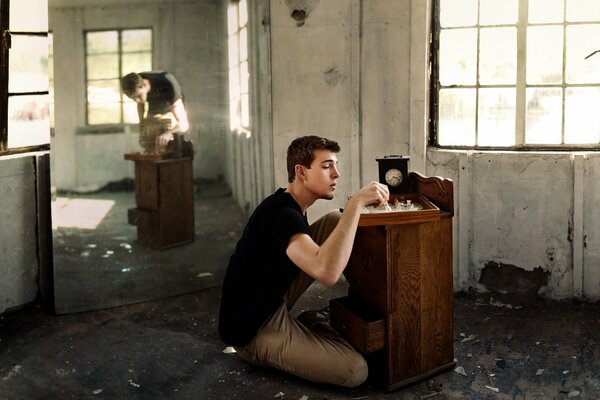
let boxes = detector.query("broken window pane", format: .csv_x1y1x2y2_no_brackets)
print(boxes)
566,24,600,84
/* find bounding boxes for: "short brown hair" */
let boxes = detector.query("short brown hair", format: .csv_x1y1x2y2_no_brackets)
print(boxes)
121,72,143,96
286,135,340,183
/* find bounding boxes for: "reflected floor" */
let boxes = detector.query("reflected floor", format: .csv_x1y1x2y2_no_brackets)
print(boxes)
52,180,246,314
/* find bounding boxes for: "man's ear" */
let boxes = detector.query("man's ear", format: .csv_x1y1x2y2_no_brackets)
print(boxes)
295,164,306,182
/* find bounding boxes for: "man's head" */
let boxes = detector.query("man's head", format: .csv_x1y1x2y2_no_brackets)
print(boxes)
286,135,340,183
121,72,149,104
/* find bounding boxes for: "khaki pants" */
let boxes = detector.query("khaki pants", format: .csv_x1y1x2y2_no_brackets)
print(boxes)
235,211,368,387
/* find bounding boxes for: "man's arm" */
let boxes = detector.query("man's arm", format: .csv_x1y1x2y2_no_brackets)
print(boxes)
286,182,389,286
169,99,189,133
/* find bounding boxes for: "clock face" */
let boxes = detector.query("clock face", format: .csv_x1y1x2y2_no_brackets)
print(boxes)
384,168,403,187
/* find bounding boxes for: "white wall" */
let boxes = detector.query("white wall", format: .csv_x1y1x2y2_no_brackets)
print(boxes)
250,0,600,300
49,0,228,191
0,156,40,313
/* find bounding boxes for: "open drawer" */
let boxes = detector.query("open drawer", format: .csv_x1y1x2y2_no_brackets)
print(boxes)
330,296,386,354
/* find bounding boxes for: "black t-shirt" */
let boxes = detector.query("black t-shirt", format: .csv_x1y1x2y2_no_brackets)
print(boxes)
139,71,183,115
218,188,311,347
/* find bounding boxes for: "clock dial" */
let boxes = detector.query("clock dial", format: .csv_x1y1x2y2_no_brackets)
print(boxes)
384,168,403,187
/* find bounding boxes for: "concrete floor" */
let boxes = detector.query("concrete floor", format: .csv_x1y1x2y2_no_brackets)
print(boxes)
1,285,600,399
2,184,600,399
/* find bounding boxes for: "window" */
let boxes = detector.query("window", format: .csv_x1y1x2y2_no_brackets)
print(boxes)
432,0,600,148
0,0,50,152
228,0,250,134
85,28,152,125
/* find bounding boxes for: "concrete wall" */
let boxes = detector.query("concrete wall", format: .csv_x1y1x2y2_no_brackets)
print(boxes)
49,0,228,191
0,156,40,314
256,0,600,300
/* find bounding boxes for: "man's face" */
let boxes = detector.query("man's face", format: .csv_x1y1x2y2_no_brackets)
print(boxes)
303,150,340,200
128,84,149,104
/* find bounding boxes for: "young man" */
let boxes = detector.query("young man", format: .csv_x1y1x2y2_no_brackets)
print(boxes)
121,71,190,151
218,135,389,387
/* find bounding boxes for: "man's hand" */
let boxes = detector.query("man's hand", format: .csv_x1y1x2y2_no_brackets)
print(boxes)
347,181,390,210
155,132,174,152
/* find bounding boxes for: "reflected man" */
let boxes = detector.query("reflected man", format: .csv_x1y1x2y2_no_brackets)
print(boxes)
121,71,190,153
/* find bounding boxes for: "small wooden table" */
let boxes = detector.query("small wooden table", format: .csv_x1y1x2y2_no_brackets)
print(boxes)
330,172,455,392
124,153,194,250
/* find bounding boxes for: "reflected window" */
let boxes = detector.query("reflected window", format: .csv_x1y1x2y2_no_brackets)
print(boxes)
228,0,251,135
0,0,50,151
433,0,600,148
85,28,152,125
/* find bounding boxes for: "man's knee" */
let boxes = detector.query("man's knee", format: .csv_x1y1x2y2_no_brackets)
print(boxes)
340,353,368,388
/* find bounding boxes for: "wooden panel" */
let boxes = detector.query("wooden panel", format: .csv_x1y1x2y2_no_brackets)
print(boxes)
386,224,422,384
135,162,159,210
330,297,386,353
409,172,454,216
345,226,390,313
420,218,454,371
157,160,194,247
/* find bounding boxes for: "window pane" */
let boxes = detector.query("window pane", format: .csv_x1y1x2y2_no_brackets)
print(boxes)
240,61,249,94
239,0,248,27
9,35,49,93
228,3,239,35
122,29,152,52
567,0,600,22
8,95,50,148
565,87,600,144
566,25,600,84
86,31,118,54
229,66,240,100
239,27,248,62
123,101,139,124
527,26,563,84
230,100,241,130
87,80,121,125
241,93,250,128
529,0,564,23
478,88,516,146
10,0,48,31
122,53,152,76
525,88,562,144
228,34,239,68
88,103,121,125
480,0,518,25
439,29,477,85
87,54,119,80
438,88,476,146
479,27,516,85
440,0,478,28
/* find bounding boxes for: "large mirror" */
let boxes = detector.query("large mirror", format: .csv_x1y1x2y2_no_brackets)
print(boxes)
48,0,245,313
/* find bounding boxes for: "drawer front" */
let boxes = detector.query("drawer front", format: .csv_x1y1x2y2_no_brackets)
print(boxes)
330,297,385,354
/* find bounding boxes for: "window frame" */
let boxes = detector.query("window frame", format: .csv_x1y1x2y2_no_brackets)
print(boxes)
0,0,50,155
83,27,153,126
430,0,600,151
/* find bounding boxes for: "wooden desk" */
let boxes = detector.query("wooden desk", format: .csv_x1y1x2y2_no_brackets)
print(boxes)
330,172,454,392
124,153,194,250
